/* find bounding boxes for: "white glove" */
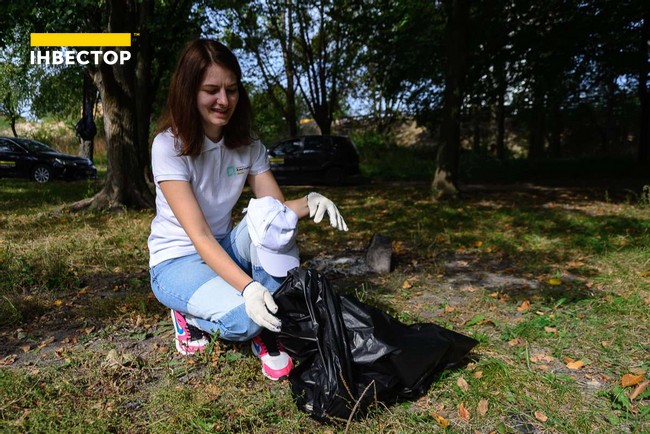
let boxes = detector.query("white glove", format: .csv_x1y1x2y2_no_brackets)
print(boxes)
307,192,348,231
242,281,281,332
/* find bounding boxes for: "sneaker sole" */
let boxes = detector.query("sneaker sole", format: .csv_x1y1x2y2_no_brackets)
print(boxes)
252,341,293,381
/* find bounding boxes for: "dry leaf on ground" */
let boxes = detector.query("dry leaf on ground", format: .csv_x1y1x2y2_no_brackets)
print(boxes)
0,354,16,366
517,300,531,312
508,337,526,347
566,360,585,370
478,399,489,416
458,402,470,420
629,380,649,400
534,410,548,422
621,373,644,387
431,412,450,428
457,376,469,392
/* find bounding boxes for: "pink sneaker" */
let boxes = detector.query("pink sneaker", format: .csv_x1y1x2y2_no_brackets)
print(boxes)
251,332,294,381
171,309,210,356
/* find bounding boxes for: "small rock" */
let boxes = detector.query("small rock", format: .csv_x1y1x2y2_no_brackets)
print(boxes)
366,233,392,274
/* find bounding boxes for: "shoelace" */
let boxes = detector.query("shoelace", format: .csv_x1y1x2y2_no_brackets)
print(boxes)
187,323,208,341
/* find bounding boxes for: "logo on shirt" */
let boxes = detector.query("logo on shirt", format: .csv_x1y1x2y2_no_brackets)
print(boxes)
227,165,249,177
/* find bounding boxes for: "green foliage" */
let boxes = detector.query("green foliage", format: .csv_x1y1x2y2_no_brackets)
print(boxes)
31,66,85,120
350,129,435,181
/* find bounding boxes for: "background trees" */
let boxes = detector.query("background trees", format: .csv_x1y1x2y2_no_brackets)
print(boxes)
0,0,647,206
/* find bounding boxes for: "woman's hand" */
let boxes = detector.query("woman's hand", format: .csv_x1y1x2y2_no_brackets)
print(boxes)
242,281,282,332
306,192,348,231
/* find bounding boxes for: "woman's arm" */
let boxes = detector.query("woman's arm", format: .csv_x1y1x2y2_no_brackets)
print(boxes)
159,180,253,292
247,170,309,218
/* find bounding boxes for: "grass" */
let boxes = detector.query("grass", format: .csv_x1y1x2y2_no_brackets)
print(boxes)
1,172,649,432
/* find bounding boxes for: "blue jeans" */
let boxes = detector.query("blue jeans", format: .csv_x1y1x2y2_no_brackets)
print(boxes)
149,219,290,341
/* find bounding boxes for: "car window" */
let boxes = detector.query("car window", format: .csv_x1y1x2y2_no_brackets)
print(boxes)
15,139,54,153
304,136,326,153
0,139,21,153
273,140,302,156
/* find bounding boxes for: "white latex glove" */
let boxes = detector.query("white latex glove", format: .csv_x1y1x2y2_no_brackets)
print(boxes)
307,192,349,231
242,281,281,332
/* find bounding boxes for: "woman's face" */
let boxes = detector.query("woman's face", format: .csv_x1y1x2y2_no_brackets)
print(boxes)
197,63,239,141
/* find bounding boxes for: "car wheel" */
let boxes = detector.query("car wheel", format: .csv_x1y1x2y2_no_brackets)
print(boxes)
32,165,52,183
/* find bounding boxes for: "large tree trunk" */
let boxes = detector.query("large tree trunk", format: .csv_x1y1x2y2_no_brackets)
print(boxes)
547,97,562,158
283,1,298,137
495,59,507,160
528,81,546,160
432,0,469,200
639,8,650,165
72,0,154,211
79,71,96,162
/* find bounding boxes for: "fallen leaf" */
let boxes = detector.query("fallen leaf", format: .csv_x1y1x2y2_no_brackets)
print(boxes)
457,376,469,392
431,412,450,428
402,280,413,289
530,353,555,364
629,367,647,376
621,373,644,388
566,360,585,370
477,399,489,416
547,278,562,286
458,402,470,420
474,370,483,379
444,305,456,313
534,410,548,422
544,326,558,334
508,337,526,347
38,336,55,349
19,344,30,353
0,354,16,366
517,300,531,312
474,241,483,248
53,299,64,307
629,380,649,401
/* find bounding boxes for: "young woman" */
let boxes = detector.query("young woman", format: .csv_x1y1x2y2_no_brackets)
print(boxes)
148,39,348,381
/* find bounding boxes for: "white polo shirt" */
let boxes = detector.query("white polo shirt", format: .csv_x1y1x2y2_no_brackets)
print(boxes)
148,130,270,267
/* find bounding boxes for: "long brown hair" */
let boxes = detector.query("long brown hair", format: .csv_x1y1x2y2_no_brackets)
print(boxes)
156,39,255,155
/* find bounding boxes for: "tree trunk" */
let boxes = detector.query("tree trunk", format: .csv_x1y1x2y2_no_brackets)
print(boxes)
528,81,546,160
72,0,154,211
432,0,469,200
639,8,650,165
79,71,96,162
283,1,298,137
472,105,481,152
547,97,562,158
10,117,17,137
136,0,154,182
495,60,506,160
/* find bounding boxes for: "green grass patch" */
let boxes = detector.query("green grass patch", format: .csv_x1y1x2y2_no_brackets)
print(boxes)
1,175,649,432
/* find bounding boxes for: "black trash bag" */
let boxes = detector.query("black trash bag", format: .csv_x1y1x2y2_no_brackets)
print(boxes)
273,268,479,421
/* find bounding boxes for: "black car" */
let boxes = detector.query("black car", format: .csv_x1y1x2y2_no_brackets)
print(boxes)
0,136,97,183
268,135,360,185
